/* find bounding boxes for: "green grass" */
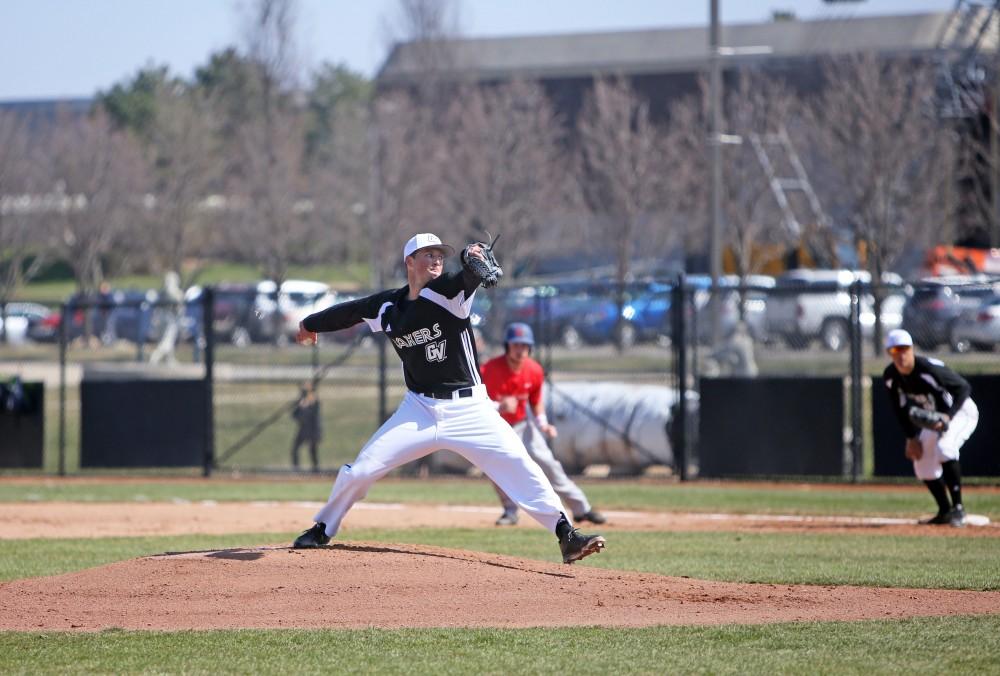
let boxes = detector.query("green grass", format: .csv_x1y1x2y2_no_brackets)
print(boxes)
2,617,999,675
1,501,998,674
3,527,999,590
2,478,998,521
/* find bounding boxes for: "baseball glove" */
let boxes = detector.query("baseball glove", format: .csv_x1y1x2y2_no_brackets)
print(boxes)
462,233,504,288
908,406,949,432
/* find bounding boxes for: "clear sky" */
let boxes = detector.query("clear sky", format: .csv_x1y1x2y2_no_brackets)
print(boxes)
0,0,956,101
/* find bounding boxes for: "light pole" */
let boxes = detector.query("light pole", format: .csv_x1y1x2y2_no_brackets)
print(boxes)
366,113,388,426
709,0,723,346
707,1,771,345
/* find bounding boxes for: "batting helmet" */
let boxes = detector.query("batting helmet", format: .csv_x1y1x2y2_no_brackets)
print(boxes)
504,322,534,346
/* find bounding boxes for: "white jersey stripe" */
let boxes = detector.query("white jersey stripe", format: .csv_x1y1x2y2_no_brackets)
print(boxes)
461,329,481,385
363,302,393,333
919,373,953,408
420,286,475,319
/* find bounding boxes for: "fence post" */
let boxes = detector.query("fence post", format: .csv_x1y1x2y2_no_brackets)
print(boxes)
849,280,863,482
201,287,215,477
672,273,688,481
58,303,67,477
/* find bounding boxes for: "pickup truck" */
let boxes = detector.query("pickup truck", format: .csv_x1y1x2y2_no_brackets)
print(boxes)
764,269,904,350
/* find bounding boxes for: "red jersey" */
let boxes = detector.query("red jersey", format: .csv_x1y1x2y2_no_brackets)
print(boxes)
480,354,544,426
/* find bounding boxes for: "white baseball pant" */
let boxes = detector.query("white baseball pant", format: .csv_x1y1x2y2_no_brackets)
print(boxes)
912,398,979,481
313,384,566,537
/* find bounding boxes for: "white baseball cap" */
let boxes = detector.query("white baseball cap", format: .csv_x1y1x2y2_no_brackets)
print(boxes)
402,233,454,263
885,329,913,350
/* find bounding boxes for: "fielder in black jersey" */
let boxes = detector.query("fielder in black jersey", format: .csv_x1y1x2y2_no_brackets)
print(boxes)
290,233,606,564
883,329,979,526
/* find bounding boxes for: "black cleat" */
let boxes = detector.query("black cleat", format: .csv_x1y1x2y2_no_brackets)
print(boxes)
574,510,607,525
949,505,966,527
293,522,330,548
559,527,606,564
919,511,953,526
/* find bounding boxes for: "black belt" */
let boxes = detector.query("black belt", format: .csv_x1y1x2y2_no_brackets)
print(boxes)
420,387,474,400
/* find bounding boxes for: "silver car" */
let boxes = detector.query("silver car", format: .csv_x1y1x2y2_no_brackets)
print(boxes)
949,293,1000,353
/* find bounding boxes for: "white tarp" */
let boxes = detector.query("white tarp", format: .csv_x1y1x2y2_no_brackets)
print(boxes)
544,381,678,472
428,381,686,474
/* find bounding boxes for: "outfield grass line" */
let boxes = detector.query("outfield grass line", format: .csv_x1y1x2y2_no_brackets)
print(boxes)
18,496,996,528
348,502,997,527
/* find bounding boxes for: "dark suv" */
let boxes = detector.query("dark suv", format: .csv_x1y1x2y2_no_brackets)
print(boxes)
207,283,280,347
901,277,999,350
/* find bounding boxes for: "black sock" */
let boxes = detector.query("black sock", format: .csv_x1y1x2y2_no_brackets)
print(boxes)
924,479,951,514
555,513,572,540
941,461,963,509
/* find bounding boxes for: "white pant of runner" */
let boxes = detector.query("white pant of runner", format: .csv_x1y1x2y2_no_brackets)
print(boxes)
313,384,566,537
495,419,591,517
913,398,979,481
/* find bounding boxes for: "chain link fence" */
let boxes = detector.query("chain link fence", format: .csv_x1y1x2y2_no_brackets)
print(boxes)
2,273,997,477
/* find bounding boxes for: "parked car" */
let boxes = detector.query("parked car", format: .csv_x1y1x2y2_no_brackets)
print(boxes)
689,275,774,345
764,269,903,350
484,284,593,348
26,292,116,343
0,302,53,344
256,279,334,344
902,276,1000,350
571,276,773,349
189,283,279,347
949,290,1000,352
96,289,202,345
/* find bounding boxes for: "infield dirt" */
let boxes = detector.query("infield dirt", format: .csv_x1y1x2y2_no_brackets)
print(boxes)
1,499,998,631
2,541,1000,631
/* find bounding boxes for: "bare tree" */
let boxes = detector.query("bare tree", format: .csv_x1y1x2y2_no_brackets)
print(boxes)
721,70,802,281
143,83,222,288
810,53,954,349
369,92,449,282
222,0,319,343
655,95,710,274
439,80,570,278
379,0,462,110
303,64,373,268
230,102,312,290
41,107,147,335
950,115,996,249
575,76,673,349
0,110,48,307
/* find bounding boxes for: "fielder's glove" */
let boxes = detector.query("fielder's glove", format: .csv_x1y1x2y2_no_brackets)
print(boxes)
462,233,504,288
908,406,949,432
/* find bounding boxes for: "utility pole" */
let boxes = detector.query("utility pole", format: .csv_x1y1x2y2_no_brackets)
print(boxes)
994,14,1000,248
708,0,723,346
367,106,388,426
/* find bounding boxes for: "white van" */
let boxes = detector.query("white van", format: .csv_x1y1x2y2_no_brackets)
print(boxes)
256,279,335,342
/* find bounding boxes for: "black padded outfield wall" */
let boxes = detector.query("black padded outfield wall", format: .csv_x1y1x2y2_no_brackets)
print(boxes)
80,379,207,467
872,375,1000,477
698,377,845,477
0,381,44,468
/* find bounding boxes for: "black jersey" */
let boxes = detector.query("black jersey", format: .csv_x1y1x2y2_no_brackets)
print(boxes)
302,267,482,394
883,355,972,439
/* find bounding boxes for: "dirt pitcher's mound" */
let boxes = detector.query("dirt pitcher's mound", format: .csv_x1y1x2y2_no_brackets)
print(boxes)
2,542,999,631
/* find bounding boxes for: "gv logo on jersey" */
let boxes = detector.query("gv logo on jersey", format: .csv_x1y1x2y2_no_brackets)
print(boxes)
425,340,447,362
